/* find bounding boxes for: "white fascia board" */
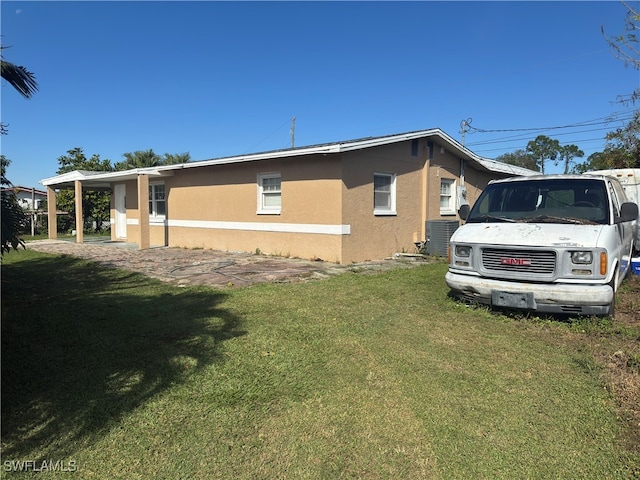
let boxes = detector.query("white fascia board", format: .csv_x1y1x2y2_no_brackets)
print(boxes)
164,129,444,172
41,170,93,186
175,144,343,171
40,168,171,187
338,129,442,152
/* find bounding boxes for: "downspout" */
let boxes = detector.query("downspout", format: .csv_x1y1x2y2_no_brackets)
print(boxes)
421,143,432,249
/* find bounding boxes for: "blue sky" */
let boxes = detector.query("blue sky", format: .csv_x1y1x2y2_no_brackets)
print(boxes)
1,1,638,189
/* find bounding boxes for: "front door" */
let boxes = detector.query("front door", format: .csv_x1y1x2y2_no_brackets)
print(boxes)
114,184,127,239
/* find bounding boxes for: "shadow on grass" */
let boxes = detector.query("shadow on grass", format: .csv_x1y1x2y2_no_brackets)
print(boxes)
1,252,245,461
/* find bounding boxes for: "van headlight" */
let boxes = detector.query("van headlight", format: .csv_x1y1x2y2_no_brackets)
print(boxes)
453,245,472,268
571,251,593,264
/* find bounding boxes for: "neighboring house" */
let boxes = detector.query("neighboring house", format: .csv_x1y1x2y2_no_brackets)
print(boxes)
40,128,535,264
1,186,47,211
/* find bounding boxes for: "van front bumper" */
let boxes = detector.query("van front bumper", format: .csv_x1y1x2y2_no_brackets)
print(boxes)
445,271,614,315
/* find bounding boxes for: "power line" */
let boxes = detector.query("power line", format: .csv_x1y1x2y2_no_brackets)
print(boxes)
467,124,628,148
463,111,637,156
465,112,635,135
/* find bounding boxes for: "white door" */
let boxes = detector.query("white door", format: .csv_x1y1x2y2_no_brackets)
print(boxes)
114,184,127,239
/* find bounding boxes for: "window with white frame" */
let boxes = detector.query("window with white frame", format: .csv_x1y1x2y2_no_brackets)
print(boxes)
149,183,166,220
374,173,396,215
440,178,456,215
257,173,281,214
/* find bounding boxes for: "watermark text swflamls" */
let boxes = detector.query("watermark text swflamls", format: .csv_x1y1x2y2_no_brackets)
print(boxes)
3,459,78,472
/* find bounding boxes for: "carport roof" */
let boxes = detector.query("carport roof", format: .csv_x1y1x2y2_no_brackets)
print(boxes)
40,168,172,189
40,128,536,188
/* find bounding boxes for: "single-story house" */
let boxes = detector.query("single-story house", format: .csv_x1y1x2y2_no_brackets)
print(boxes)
40,128,535,264
2,186,48,211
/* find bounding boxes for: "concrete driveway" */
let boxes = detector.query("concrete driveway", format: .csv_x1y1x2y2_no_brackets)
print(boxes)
26,240,430,288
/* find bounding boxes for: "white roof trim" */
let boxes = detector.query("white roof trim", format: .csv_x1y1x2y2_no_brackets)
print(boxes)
165,129,447,171
41,168,171,187
41,128,537,187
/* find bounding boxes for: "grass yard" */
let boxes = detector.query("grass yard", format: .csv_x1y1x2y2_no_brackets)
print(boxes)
1,250,639,478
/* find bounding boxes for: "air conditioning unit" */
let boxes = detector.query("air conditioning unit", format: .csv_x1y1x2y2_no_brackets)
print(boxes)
425,220,459,257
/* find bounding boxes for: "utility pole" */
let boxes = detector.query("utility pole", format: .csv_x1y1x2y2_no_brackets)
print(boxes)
459,118,472,147
290,116,296,148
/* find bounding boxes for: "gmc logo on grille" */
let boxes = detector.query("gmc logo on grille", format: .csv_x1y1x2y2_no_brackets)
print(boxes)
501,257,532,266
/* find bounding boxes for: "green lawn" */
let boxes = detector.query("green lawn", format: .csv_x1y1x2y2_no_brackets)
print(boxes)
1,250,638,478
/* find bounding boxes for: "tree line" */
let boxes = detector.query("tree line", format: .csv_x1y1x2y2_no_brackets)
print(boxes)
494,112,640,174
496,136,585,174
53,148,191,234
56,148,191,174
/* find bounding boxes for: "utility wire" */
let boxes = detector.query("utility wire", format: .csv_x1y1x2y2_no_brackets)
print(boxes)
466,112,635,135
467,124,629,148
464,111,637,156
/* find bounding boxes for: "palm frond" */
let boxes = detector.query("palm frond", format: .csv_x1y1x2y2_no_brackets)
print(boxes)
1,59,38,99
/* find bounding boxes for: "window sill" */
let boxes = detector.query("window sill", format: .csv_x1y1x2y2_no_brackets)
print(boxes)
439,211,456,216
257,210,281,215
374,210,397,216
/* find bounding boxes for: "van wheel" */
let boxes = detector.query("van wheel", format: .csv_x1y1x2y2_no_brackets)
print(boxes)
607,270,618,318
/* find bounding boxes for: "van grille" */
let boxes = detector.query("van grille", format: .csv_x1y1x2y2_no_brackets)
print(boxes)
482,248,556,275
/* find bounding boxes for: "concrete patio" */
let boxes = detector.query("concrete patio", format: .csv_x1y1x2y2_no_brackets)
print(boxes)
26,240,431,289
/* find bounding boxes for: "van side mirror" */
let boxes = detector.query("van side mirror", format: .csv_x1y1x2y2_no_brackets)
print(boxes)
458,204,471,221
618,202,639,223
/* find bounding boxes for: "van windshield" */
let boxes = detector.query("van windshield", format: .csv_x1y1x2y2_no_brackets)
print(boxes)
466,178,609,225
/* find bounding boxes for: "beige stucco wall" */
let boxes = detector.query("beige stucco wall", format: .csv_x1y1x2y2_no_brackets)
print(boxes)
340,141,426,263
168,228,344,263
109,140,512,263
426,150,462,220
166,156,343,224
140,155,348,262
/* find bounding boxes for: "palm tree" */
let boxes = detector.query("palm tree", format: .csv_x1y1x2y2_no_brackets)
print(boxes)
1,46,38,99
116,149,162,170
162,152,191,165
1,46,38,253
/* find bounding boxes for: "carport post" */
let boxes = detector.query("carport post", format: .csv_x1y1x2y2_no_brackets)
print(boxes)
75,180,84,243
46,186,57,240
137,174,150,249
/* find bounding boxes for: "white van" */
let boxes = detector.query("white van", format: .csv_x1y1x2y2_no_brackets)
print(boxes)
586,168,640,252
445,174,638,316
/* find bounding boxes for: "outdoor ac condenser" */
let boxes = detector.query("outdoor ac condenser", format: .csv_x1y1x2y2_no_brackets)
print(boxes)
425,220,459,257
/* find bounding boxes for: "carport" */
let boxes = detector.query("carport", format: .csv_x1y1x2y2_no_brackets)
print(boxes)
40,168,172,249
